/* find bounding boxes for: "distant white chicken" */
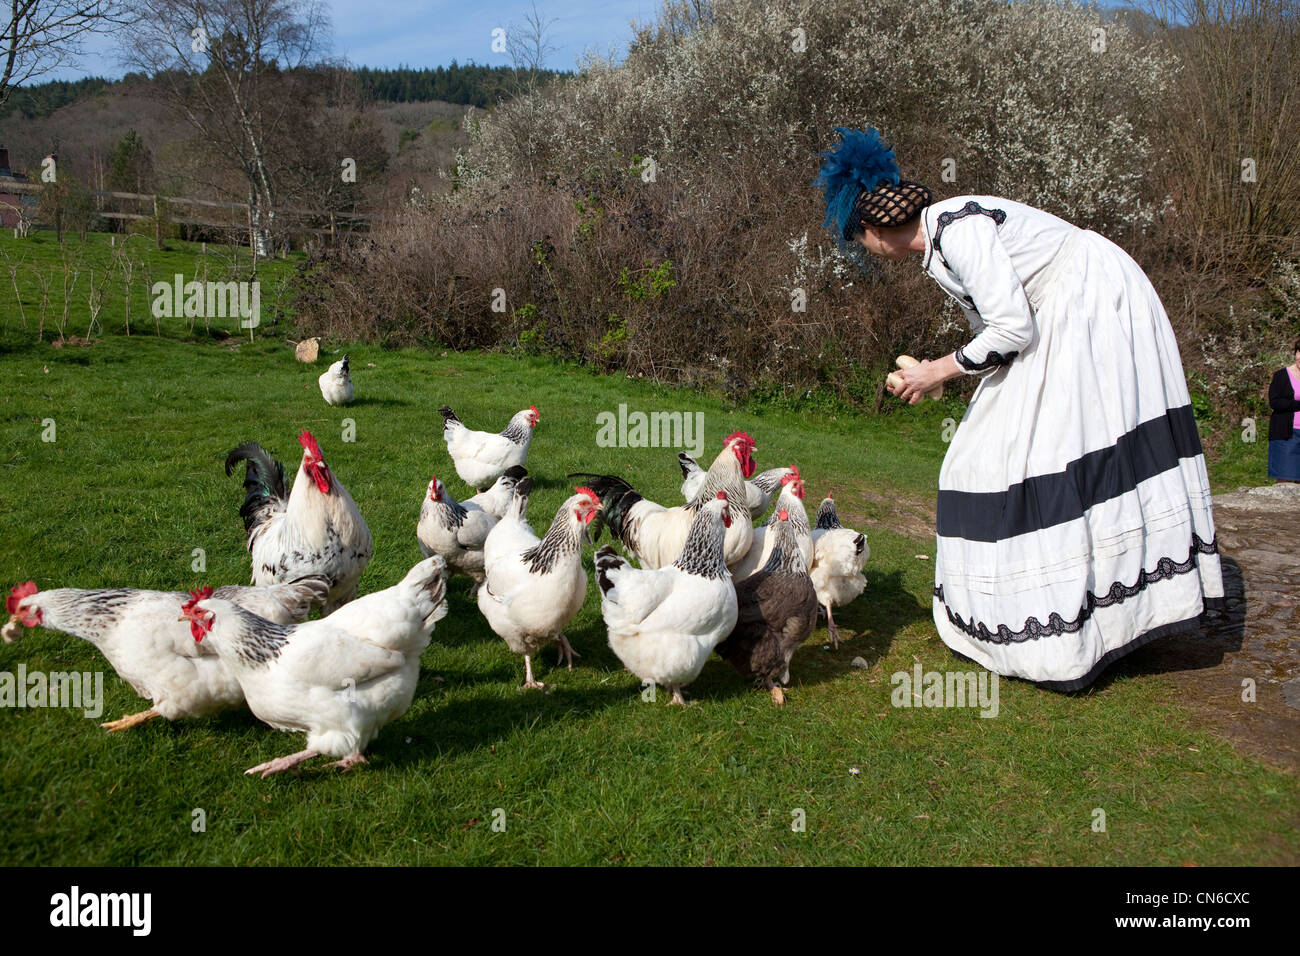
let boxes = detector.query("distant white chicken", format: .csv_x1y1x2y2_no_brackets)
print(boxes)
225,430,372,612
809,495,870,648
679,453,791,517
576,431,757,570
181,556,449,778
4,575,328,730
417,466,527,587
595,492,739,706
318,354,354,406
476,479,596,689
730,467,813,581
439,404,538,490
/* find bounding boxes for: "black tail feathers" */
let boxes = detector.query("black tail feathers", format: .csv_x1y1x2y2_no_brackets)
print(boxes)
567,473,643,543
225,442,287,534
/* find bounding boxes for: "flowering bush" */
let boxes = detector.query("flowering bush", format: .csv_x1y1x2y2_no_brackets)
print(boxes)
296,0,1289,431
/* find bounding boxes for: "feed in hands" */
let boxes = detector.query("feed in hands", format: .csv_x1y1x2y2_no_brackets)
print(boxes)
886,355,943,401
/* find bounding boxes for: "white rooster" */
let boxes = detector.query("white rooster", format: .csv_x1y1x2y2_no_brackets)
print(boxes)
729,466,813,581
575,431,757,570
678,453,791,517
809,495,870,648
180,556,449,778
594,491,739,706
318,354,353,406
439,404,538,490
476,478,597,689
417,466,527,587
225,429,373,612
4,575,329,731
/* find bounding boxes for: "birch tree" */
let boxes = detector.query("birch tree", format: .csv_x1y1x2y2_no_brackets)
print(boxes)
122,0,330,259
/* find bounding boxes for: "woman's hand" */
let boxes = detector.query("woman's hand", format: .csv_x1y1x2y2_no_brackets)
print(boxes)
889,353,961,405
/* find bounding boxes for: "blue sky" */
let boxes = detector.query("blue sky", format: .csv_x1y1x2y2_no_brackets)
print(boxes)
47,0,657,80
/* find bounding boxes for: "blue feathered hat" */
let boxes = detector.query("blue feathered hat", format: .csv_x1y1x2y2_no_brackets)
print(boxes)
814,127,929,240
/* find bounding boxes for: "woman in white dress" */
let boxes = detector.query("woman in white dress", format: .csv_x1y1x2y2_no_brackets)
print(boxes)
815,128,1224,690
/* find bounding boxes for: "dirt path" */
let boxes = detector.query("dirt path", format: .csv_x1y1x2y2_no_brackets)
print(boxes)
848,482,1299,773
1123,483,1300,773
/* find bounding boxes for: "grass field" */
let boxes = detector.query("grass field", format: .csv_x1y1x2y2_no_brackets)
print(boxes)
0,233,1292,866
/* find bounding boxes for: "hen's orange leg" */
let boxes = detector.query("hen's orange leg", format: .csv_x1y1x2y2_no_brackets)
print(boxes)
100,708,161,732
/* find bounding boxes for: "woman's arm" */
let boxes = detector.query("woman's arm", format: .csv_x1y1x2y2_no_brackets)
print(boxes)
938,211,1036,374
888,210,1034,405
1268,369,1300,412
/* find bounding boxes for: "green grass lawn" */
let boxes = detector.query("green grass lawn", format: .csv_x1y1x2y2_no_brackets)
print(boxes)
0,233,1291,866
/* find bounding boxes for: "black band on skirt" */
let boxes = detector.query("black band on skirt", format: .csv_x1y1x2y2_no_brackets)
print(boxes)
937,404,1204,542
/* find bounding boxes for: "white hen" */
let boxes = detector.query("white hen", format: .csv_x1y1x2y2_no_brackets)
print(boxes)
416,466,527,587
476,479,597,689
595,492,739,705
318,354,354,406
679,453,792,517
809,495,870,648
730,467,813,581
4,576,329,730
576,431,757,570
182,556,449,777
439,404,538,490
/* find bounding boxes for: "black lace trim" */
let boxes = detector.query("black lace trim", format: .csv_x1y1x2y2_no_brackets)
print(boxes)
933,533,1219,645
955,345,1018,372
932,201,1006,266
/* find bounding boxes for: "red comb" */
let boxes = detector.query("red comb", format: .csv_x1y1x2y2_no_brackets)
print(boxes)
724,430,755,447
181,585,214,612
298,429,322,458
530,405,539,416
778,508,789,521
574,485,597,500
716,490,728,500
7,581,37,615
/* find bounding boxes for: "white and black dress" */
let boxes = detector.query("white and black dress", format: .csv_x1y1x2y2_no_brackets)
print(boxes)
923,196,1223,691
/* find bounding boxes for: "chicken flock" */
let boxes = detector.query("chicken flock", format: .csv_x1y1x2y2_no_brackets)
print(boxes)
4,398,870,778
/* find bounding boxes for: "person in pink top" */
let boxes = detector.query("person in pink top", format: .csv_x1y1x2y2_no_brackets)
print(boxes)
1267,337,1300,482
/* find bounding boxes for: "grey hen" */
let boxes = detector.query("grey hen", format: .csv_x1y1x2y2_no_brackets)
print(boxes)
715,506,819,705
